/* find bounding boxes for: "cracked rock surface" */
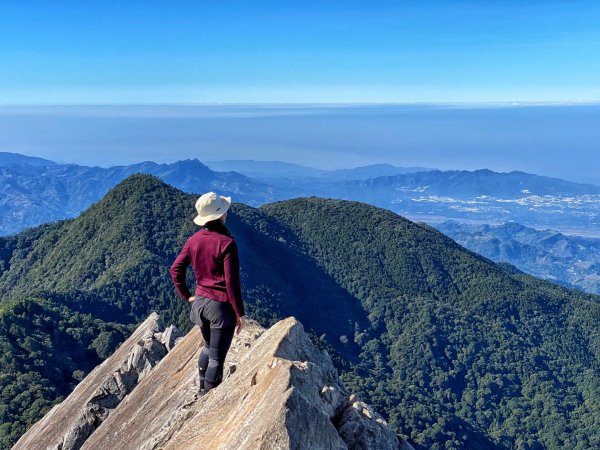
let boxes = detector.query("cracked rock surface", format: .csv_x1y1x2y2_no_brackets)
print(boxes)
14,314,413,450
13,313,174,450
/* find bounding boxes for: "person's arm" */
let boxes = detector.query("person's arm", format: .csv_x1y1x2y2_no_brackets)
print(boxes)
222,239,245,318
170,240,193,301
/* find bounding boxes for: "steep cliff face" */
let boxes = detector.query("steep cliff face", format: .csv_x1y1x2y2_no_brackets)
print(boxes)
14,314,412,450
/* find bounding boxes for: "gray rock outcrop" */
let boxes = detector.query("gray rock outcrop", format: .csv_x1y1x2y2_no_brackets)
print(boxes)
14,314,413,450
13,313,176,450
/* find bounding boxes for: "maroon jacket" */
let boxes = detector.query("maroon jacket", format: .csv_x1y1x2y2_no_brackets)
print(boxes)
170,229,245,318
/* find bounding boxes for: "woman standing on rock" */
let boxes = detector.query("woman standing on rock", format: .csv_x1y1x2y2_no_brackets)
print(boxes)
170,192,245,393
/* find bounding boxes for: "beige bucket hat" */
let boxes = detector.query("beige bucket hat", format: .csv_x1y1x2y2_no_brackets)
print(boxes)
193,192,232,226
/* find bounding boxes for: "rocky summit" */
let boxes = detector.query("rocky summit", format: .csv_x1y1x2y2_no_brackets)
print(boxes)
14,314,412,450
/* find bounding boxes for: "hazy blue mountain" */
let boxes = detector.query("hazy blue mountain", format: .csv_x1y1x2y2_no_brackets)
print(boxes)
336,169,600,198
204,159,432,182
0,151,56,167
323,169,600,234
204,159,325,178
203,166,600,234
326,163,433,181
2,153,600,237
437,221,600,295
0,158,283,235
2,174,600,449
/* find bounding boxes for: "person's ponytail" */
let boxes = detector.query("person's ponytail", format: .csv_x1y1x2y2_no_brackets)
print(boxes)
202,218,233,238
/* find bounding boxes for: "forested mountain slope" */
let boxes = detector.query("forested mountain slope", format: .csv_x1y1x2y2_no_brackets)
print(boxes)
259,197,600,450
437,221,600,295
1,175,599,450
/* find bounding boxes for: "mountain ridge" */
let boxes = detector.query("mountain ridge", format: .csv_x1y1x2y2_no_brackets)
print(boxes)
204,159,434,181
3,152,599,237
437,221,600,294
340,168,600,196
2,174,600,449
14,314,412,450
0,157,279,236
0,151,57,167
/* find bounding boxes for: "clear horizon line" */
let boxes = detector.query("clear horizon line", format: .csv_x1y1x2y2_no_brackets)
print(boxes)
1,100,600,108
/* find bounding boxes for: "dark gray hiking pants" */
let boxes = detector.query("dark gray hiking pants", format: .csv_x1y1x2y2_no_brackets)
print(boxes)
189,295,236,391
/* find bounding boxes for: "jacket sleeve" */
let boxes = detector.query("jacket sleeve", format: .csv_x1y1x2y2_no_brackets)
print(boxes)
170,240,192,301
222,239,245,318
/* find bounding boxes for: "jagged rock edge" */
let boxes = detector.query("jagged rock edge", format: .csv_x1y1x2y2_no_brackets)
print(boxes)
57,318,182,450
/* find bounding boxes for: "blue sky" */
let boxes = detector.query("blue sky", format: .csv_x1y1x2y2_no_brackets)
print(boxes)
1,1,600,103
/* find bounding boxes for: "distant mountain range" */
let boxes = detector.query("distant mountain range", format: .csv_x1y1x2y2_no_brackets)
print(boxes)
204,159,433,181
321,169,600,233
437,221,600,295
2,174,599,449
0,152,57,167
0,153,281,235
1,152,599,237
